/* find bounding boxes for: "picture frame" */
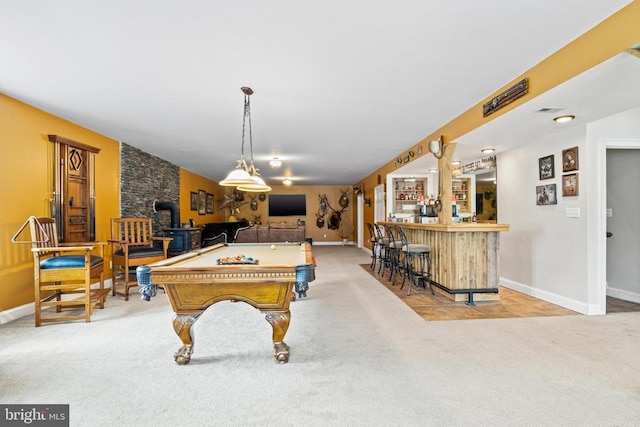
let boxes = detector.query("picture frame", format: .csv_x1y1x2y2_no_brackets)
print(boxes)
198,189,206,215
190,192,198,211
562,173,579,197
206,193,214,214
536,184,557,206
538,155,555,180
562,146,579,172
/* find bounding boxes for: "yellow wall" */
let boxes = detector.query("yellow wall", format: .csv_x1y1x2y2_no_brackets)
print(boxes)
221,185,354,243
0,95,228,313
179,168,226,225
0,93,121,311
356,2,640,250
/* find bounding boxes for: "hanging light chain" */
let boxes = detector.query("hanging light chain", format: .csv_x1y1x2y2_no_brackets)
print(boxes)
243,89,261,176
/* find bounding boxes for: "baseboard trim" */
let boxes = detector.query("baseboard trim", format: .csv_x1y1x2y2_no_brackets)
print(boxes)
500,278,594,315
607,286,640,304
0,279,114,324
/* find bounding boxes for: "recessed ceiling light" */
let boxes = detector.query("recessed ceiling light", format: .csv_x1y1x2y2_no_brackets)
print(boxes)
269,157,283,168
481,148,495,154
283,178,292,186
553,115,575,123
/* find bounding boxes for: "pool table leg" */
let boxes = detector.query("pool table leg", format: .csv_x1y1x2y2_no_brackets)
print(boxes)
264,310,291,364
172,314,200,365
295,281,309,298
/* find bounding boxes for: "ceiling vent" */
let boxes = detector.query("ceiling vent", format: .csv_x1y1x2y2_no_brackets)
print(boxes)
535,107,564,114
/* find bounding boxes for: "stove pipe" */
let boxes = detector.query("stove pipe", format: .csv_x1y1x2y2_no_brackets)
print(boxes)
154,200,181,228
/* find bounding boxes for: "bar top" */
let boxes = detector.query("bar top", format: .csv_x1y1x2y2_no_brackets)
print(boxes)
378,221,510,233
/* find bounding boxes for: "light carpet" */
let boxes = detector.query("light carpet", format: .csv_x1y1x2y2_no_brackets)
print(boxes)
1,246,639,427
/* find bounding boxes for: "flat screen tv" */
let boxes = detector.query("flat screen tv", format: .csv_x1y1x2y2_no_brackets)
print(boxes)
268,194,307,217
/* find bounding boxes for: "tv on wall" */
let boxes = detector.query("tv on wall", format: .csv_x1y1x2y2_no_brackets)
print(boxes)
268,194,307,216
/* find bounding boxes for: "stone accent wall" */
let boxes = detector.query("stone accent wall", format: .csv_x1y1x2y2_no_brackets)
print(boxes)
120,143,179,235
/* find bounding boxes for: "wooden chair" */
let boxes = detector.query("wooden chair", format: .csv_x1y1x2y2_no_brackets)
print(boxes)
109,217,172,300
26,216,109,326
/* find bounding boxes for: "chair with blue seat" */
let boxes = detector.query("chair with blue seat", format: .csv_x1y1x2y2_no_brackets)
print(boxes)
109,217,172,301
25,216,109,326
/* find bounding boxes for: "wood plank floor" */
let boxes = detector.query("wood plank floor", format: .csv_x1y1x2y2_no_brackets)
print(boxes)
361,263,640,321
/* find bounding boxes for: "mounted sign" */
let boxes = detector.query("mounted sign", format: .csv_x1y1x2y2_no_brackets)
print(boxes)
482,78,529,117
454,155,497,176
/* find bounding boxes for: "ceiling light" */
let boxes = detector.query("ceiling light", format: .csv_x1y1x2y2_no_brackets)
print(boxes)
283,178,292,186
553,114,575,123
481,148,495,154
220,87,271,192
269,157,283,168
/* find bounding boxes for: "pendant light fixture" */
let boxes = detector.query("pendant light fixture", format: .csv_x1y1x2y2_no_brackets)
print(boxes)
220,87,272,192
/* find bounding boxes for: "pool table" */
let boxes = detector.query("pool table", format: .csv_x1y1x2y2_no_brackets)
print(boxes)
148,242,315,365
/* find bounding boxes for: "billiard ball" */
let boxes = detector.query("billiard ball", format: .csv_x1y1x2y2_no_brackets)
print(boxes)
270,245,276,250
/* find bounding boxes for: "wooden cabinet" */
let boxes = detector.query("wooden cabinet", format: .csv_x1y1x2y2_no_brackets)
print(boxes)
393,178,426,214
49,135,99,243
453,178,471,213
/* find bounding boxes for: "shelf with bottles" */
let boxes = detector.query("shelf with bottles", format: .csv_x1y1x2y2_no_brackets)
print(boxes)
452,178,471,213
394,178,425,201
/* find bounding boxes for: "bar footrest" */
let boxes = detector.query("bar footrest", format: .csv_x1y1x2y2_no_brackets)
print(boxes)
428,280,498,306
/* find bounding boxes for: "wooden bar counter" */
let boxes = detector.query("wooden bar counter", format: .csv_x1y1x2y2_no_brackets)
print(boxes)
379,222,510,303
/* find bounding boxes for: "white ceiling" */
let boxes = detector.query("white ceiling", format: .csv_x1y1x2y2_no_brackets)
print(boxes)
0,1,635,186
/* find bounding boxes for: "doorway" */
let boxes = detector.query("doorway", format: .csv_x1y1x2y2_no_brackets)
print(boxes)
605,147,640,310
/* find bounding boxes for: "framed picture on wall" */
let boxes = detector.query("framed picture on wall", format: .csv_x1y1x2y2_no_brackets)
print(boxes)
198,189,206,215
562,173,579,197
536,184,557,206
190,192,198,211
538,155,554,180
206,193,214,214
562,146,579,172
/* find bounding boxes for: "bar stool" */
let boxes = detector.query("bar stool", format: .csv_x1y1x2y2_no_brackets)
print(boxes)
384,224,403,285
374,224,391,276
396,225,434,296
366,223,378,270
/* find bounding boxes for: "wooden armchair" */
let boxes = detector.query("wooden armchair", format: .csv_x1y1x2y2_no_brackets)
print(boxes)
20,216,109,326
109,217,172,300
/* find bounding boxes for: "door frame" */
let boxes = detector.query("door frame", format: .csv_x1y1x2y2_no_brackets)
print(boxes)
593,138,640,314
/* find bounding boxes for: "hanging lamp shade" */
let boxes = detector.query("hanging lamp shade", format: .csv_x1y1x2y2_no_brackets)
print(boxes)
236,175,272,192
219,166,255,186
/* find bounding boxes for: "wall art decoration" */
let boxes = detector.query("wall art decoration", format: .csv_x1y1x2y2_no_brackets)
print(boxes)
198,189,206,215
206,193,214,213
190,192,198,211
562,146,579,172
562,173,579,197
536,184,557,205
538,155,554,180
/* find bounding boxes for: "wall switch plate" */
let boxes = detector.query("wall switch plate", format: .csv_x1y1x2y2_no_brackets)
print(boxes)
606,208,613,218
565,207,580,218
